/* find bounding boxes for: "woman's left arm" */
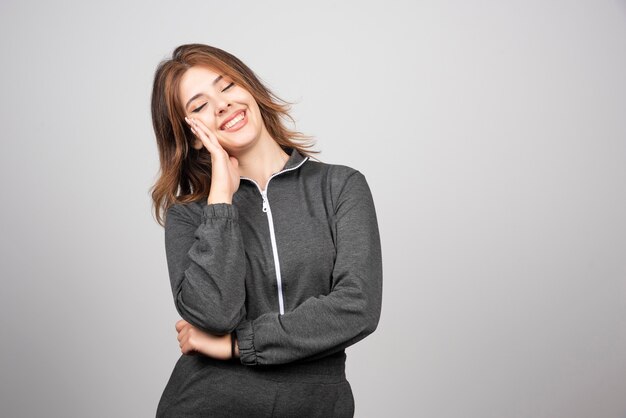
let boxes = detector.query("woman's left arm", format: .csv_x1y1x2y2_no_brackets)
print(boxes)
234,169,383,366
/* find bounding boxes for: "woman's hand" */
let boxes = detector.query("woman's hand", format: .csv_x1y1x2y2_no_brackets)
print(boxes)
175,319,233,360
185,116,240,204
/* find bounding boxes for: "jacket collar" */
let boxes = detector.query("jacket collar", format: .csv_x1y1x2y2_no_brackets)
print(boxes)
281,146,308,171
238,146,309,187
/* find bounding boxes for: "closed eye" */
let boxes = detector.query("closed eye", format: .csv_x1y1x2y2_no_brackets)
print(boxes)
191,83,235,113
191,104,206,113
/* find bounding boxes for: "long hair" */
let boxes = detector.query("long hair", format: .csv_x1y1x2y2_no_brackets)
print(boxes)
149,43,319,226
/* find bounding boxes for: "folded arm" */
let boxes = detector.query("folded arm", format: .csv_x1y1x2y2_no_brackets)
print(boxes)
235,170,383,365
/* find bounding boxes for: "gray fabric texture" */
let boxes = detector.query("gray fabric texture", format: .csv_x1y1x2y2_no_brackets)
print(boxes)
158,145,382,415
156,352,355,417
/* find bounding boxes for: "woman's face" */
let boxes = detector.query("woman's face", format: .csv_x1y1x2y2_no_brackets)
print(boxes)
178,65,264,154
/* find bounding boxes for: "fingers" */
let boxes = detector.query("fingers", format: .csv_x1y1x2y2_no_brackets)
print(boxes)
176,326,187,343
175,320,192,353
175,319,188,332
177,323,203,355
173,321,229,357
185,117,222,154
179,331,191,353
180,336,191,355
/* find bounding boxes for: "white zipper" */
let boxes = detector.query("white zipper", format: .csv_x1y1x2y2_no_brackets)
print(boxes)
240,156,308,315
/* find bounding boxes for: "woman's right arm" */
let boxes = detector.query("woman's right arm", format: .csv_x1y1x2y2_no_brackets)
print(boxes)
163,116,244,334
164,202,246,335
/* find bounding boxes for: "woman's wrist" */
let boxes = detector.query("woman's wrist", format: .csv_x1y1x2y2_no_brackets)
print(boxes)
207,195,232,205
231,333,239,359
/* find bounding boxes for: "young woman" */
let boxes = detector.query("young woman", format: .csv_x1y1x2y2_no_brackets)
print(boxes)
150,43,383,418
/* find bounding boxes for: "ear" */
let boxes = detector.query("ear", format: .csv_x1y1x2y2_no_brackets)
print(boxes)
192,138,203,149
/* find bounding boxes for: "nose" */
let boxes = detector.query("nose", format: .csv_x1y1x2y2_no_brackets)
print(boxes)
215,98,231,116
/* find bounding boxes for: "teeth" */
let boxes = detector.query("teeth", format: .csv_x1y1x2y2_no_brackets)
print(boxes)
224,112,244,129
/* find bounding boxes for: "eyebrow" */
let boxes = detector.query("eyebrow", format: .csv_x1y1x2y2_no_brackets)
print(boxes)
185,74,223,110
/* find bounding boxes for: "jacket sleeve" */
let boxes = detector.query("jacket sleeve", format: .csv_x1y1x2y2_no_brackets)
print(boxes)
164,202,247,335
234,170,383,365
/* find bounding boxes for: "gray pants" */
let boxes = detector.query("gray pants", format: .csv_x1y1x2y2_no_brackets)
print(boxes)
156,351,355,417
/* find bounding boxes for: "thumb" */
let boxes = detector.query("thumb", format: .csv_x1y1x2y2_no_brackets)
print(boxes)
229,156,239,169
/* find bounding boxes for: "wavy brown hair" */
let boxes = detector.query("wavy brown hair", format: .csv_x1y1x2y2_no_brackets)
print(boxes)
149,43,320,226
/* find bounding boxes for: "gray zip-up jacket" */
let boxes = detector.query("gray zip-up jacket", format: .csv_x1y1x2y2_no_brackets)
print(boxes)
164,146,382,367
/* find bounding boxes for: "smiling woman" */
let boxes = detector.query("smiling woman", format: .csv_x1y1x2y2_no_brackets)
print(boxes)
150,43,317,218
149,44,383,418
178,65,266,155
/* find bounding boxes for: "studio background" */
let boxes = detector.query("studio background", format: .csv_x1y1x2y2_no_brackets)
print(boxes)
1,1,625,417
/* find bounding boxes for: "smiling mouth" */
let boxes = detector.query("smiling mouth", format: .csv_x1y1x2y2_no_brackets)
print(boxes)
220,110,246,130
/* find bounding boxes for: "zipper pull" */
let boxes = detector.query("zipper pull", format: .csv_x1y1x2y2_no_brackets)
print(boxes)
261,190,268,212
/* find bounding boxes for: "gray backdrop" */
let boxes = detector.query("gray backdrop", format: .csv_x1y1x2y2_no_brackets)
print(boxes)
1,0,625,417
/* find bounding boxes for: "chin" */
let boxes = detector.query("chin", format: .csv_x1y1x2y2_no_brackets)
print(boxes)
220,139,254,154
229,130,261,146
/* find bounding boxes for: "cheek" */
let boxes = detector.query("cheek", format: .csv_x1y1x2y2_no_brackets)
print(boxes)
197,115,218,131
247,106,261,127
